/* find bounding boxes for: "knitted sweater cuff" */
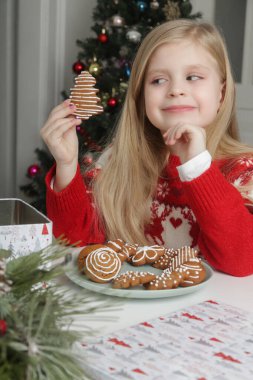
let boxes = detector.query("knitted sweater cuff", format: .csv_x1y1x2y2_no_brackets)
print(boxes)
45,164,87,214
182,162,240,214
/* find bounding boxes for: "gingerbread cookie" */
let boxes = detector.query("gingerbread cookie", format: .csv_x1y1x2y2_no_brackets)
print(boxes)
131,245,165,266
145,257,206,290
112,271,156,289
152,248,176,270
77,244,105,272
70,71,103,120
106,239,125,253
106,239,137,262
84,246,121,283
120,243,138,262
167,246,198,272
173,258,206,287
144,270,183,290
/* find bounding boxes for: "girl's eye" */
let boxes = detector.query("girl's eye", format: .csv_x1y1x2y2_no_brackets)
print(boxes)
151,78,166,85
187,75,202,81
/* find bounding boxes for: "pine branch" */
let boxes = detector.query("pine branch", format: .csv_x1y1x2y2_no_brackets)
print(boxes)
0,244,121,380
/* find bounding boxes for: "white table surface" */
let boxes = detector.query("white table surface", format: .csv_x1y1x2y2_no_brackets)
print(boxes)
60,252,253,339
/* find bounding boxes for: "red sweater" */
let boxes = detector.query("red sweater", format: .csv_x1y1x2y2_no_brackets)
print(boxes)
46,155,253,277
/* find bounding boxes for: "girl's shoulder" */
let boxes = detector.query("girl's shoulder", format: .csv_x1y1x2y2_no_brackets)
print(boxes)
216,155,253,186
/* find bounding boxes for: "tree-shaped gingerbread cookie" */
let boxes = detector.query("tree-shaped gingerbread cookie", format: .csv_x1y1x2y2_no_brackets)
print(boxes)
69,71,103,120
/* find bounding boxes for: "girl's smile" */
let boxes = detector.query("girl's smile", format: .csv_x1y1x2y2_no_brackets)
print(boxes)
144,40,224,134
162,105,197,112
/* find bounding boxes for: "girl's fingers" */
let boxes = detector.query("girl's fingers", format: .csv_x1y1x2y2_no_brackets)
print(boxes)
42,117,81,143
41,117,74,138
164,124,193,145
48,100,77,124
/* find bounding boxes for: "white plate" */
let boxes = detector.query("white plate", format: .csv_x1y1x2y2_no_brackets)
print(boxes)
65,250,213,299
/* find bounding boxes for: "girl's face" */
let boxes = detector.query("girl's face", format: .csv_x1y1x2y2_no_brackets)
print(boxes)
144,40,224,134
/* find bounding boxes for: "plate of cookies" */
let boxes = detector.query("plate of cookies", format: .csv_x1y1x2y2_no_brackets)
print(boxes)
65,240,213,299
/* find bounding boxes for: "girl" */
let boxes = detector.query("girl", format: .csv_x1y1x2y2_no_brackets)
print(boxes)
41,19,253,277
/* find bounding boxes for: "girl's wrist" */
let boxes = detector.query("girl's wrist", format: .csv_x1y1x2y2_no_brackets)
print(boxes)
54,159,78,192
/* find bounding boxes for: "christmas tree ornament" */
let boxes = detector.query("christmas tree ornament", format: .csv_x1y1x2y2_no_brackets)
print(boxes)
181,0,192,16
82,153,94,166
107,97,118,108
111,14,125,27
123,63,131,78
0,319,7,335
89,60,102,76
126,29,142,43
76,125,85,135
150,0,160,10
137,1,148,12
98,28,108,43
27,164,40,177
163,0,181,20
72,60,85,75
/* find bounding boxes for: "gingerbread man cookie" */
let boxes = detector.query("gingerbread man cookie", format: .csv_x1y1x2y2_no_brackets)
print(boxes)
112,271,156,289
144,270,183,290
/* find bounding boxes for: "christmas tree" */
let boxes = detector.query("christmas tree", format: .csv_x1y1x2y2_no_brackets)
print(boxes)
21,0,201,213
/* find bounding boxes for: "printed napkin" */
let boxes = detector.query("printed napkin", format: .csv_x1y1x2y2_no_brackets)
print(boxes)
79,300,253,380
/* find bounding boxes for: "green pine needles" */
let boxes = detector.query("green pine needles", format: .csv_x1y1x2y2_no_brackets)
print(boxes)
0,245,119,380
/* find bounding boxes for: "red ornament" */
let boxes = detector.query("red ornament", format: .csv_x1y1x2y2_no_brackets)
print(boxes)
107,97,118,108
83,154,93,165
76,125,85,135
27,164,40,177
72,60,85,75
0,320,7,335
98,33,108,43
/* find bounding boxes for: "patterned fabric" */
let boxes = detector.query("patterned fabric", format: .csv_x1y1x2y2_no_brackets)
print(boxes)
79,300,253,380
45,155,253,276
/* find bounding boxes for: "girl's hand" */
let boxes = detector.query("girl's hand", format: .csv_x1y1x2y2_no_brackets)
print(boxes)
40,99,82,166
40,99,82,191
163,123,207,164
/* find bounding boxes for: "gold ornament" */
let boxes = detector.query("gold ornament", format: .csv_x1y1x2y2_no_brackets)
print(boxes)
89,59,102,76
163,1,181,20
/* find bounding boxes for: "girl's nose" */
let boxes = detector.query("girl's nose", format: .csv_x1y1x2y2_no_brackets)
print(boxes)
167,78,185,97
168,87,185,97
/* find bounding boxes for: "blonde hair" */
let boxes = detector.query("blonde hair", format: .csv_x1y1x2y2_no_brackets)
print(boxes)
92,19,253,243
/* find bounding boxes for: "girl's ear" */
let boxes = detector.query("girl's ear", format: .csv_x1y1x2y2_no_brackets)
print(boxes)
217,81,226,114
219,81,226,104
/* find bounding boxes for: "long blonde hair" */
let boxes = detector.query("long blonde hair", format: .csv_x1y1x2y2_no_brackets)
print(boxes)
92,19,253,244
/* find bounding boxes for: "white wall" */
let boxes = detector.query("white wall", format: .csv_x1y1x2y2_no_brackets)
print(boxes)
0,0,96,199
63,0,96,92
0,0,17,197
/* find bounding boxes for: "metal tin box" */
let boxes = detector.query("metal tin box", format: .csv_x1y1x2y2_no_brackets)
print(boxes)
0,198,52,259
